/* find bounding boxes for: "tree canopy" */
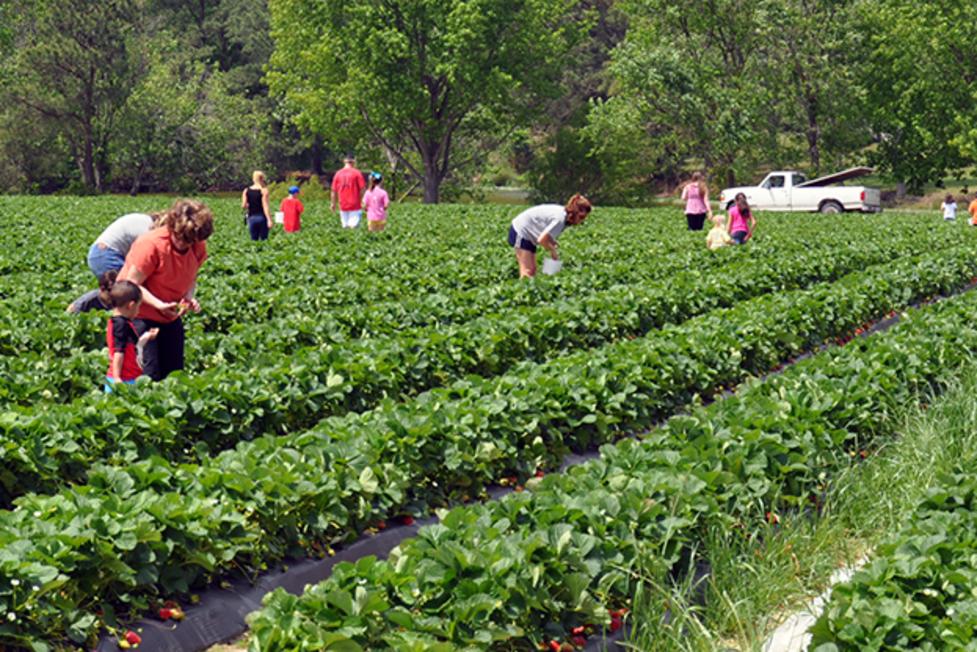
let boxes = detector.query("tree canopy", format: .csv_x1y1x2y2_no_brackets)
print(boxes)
0,0,975,200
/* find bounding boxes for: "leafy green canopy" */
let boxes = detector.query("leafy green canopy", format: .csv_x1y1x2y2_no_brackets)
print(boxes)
267,0,584,202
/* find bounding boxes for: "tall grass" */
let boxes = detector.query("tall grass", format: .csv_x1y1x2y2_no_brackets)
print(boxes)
626,365,977,651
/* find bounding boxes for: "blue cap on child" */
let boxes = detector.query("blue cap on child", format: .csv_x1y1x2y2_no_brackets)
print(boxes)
370,172,382,182
288,185,300,194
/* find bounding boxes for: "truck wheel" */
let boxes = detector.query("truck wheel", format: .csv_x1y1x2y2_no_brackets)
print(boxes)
819,201,844,214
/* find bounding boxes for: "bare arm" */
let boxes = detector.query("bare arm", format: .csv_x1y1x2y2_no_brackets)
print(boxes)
241,188,248,211
118,266,177,315
330,189,338,212
111,352,124,381
538,233,558,260
262,189,272,226
703,189,713,217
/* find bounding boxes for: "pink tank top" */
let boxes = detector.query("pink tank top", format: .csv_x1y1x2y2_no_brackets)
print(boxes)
684,183,708,214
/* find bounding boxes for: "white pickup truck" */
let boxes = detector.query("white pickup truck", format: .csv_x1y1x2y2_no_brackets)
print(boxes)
718,167,882,214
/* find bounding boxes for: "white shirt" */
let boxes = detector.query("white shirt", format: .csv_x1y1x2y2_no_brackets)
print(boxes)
511,204,567,245
942,201,958,220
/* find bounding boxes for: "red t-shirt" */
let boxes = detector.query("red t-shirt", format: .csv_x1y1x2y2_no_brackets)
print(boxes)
120,229,207,324
331,167,365,211
106,316,142,381
280,196,304,232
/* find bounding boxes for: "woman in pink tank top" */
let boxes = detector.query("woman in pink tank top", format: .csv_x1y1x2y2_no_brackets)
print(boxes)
681,172,713,231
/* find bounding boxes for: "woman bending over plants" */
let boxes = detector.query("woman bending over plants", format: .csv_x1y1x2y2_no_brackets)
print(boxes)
117,199,213,380
507,194,592,278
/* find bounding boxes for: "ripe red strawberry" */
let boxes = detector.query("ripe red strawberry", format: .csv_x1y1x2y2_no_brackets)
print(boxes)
376,520,386,530
402,515,415,526
159,607,173,620
549,640,561,652
535,470,545,478
571,626,586,636
124,630,142,646
766,511,780,525
610,616,622,632
571,635,587,647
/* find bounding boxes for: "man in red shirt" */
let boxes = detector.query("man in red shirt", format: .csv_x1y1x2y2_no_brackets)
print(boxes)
330,154,366,228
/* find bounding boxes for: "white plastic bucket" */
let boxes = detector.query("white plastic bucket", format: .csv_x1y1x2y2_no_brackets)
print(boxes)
274,211,285,224
541,259,562,275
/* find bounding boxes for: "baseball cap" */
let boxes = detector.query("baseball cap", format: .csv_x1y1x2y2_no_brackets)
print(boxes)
370,171,382,181
288,185,300,194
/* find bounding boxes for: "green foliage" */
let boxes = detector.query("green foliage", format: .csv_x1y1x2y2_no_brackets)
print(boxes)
247,266,977,650
811,465,977,649
266,0,585,202
857,1,977,192
3,198,977,645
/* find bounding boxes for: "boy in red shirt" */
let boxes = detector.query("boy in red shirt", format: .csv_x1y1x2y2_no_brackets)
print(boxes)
280,185,304,233
105,280,158,391
969,192,977,226
330,154,366,228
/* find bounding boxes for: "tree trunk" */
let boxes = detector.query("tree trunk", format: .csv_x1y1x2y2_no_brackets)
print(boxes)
310,137,324,175
806,100,821,174
130,164,144,196
80,131,97,191
421,146,441,204
422,172,440,204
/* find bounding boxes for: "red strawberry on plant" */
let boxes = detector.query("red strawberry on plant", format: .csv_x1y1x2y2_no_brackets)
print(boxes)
610,615,622,632
121,630,141,647
402,515,415,526
548,640,561,652
376,520,386,530
158,607,173,620
571,626,586,636
571,635,587,647
535,470,545,478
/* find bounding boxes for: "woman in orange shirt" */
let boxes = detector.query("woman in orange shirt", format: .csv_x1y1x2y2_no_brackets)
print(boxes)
117,199,213,380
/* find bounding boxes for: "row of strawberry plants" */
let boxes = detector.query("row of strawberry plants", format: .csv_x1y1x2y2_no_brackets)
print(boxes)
1,247,975,647
242,283,977,651
2,238,969,505
809,466,977,650
0,219,948,410
2,201,711,359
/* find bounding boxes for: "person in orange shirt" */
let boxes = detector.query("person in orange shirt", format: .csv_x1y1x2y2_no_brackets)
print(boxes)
969,192,977,226
280,185,305,233
117,199,213,380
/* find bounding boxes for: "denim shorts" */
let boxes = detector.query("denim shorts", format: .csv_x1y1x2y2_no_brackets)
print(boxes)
508,226,537,253
731,230,749,245
87,243,127,278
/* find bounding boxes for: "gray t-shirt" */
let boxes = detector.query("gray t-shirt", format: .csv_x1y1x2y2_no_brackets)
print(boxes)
511,204,567,245
95,213,155,254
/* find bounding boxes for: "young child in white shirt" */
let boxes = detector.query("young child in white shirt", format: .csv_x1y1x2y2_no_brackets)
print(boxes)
706,214,733,250
942,194,958,221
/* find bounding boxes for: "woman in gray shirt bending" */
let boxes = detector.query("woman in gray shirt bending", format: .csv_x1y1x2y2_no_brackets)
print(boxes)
67,212,164,313
508,194,592,278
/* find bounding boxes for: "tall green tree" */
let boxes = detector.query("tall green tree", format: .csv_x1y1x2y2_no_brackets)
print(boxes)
754,0,870,175
0,0,141,191
268,0,583,203
856,0,977,192
587,0,775,191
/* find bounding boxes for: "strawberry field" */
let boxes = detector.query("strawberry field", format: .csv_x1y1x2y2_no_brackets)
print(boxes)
3,196,977,651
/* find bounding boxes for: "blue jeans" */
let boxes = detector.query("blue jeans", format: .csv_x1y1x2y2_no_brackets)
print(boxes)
87,243,127,278
248,214,269,241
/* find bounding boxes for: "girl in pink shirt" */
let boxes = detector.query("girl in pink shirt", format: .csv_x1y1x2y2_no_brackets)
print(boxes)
363,172,390,232
681,171,713,231
727,193,756,244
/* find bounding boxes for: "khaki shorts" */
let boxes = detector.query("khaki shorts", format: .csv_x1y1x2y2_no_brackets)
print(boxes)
368,220,386,232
